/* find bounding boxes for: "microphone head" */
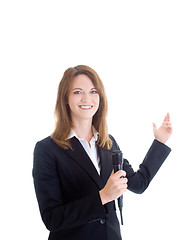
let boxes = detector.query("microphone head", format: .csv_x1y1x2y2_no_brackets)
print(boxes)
112,150,123,168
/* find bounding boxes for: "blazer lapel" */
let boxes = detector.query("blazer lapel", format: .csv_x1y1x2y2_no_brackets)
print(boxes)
98,146,113,186
65,137,103,189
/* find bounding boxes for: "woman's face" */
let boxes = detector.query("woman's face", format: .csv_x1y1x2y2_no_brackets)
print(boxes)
68,74,100,123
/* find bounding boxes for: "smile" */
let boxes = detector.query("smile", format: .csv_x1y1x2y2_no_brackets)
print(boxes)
79,105,93,109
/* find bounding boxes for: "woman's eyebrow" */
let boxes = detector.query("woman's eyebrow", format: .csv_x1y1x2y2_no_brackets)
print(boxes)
72,87,97,90
72,88,82,90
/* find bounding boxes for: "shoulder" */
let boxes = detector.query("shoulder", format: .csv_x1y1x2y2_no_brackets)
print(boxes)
34,136,62,156
108,134,120,151
35,136,54,150
33,136,64,170
33,137,60,179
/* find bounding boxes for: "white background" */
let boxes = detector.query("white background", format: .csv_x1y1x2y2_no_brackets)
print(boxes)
0,0,194,239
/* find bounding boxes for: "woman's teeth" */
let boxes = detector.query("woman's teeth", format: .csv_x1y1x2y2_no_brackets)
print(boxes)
80,105,93,109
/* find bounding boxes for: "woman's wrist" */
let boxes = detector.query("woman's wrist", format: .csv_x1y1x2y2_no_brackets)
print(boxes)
155,137,165,144
99,189,108,205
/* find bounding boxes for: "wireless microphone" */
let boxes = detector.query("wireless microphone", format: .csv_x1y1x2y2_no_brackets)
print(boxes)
112,150,124,225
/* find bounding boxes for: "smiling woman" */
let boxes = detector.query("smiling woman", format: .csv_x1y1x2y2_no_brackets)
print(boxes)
33,65,172,240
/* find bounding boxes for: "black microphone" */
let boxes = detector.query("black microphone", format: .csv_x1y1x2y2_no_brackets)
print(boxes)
112,150,124,225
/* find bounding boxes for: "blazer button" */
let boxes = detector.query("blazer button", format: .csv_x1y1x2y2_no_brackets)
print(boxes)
100,219,105,224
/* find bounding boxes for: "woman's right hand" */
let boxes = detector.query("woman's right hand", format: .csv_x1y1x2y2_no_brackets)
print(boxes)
99,170,128,205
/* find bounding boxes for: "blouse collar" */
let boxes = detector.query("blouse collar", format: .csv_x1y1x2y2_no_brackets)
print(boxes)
68,127,98,141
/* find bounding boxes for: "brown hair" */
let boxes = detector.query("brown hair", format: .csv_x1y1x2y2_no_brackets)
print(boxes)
51,65,112,150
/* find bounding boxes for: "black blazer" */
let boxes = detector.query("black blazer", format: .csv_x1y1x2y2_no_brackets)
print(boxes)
33,135,171,240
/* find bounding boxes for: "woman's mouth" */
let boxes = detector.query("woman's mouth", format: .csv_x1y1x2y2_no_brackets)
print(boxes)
79,105,93,110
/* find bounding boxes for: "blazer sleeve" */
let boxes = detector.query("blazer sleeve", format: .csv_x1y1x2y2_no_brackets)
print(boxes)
32,141,107,232
110,136,171,194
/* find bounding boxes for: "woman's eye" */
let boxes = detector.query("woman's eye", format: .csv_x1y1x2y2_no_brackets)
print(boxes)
91,90,98,94
73,91,82,94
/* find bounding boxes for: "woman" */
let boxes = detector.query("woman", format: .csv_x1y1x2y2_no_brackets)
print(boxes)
33,65,172,240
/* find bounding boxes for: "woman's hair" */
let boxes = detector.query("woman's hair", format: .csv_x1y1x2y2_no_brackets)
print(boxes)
51,65,112,150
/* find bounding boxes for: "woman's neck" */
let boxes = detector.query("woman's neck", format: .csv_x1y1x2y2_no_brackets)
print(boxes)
72,119,93,143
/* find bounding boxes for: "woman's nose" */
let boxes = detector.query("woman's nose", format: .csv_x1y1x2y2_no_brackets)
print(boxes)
81,92,90,102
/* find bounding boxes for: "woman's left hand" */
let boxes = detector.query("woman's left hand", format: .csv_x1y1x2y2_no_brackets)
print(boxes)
153,113,173,144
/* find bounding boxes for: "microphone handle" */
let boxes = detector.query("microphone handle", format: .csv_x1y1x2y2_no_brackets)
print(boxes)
113,164,124,225
118,197,123,225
